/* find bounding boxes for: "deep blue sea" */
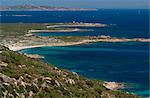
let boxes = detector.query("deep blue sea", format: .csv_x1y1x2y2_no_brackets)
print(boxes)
0,9,149,97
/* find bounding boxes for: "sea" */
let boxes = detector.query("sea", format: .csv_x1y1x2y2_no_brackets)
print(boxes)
0,9,149,97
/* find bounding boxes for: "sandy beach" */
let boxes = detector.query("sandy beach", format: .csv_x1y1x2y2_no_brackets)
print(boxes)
47,23,107,28
8,37,150,51
28,28,92,33
8,41,87,51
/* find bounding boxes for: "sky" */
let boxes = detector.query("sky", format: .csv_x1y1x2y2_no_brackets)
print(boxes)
0,0,149,9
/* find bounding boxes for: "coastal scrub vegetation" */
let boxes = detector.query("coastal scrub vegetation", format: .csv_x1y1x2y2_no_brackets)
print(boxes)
0,23,89,44
0,23,60,38
0,46,141,98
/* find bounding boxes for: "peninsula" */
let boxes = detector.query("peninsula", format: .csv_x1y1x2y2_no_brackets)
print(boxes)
0,23,149,51
0,5,97,11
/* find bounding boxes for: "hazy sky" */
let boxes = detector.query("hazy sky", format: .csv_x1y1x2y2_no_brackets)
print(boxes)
0,0,149,9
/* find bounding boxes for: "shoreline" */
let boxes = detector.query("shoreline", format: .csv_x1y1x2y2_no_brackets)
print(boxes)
46,23,107,28
103,82,125,91
28,28,93,34
8,41,88,51
8,37,150,51
1,46,138,98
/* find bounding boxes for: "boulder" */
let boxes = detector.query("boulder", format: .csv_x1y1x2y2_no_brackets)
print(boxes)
32,82,39,90
3,90,8,98
3,82,10,86
66,79,75,85
0,73,14,83
103,82,124,91
55,80,60,87
29,91,34,97
0,62,8,67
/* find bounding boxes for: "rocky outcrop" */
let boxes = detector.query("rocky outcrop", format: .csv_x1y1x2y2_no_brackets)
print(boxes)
0,62,8,67
0,73,16,83
26,54,44,59
66,79,75,85
103,82,124,91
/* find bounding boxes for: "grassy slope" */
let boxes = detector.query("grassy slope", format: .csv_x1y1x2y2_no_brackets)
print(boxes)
0,23,87,42
0,23,72,38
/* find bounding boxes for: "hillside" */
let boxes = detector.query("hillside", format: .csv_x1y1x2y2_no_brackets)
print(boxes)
0,46,140,98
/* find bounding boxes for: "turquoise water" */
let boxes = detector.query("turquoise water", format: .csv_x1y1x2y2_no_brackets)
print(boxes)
20,42,149,97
